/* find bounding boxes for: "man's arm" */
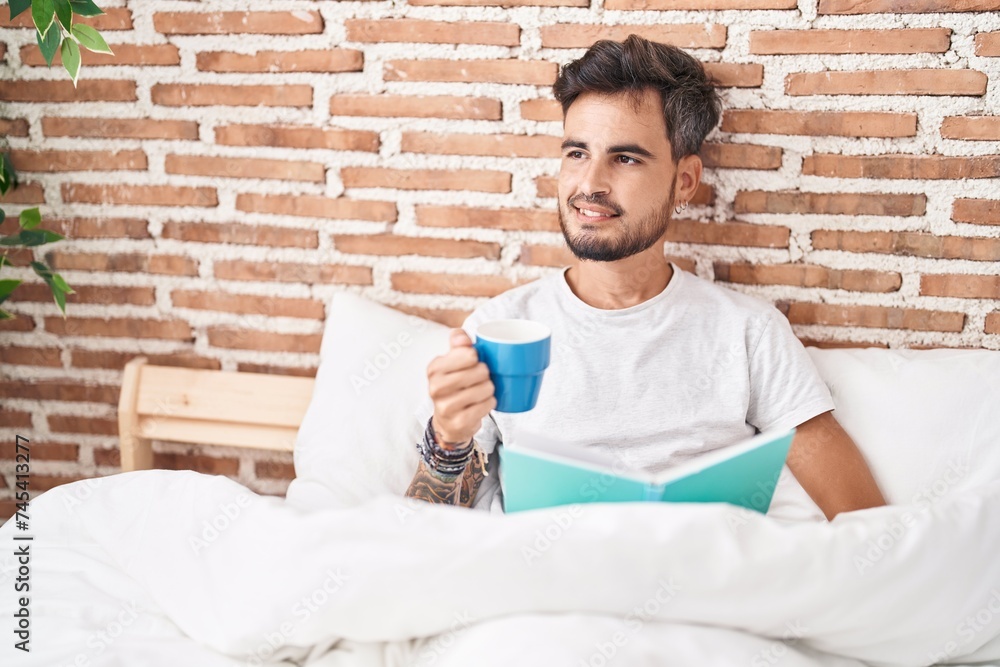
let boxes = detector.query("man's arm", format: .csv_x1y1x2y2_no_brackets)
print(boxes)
786,410,887,520
405,445,487,508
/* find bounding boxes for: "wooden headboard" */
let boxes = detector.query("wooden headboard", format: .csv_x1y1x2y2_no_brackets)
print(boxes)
116,357,315,472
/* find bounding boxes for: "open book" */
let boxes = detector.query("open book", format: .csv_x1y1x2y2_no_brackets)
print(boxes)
497,428,795,514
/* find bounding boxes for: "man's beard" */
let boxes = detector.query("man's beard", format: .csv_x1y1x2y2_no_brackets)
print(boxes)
558,183,676,263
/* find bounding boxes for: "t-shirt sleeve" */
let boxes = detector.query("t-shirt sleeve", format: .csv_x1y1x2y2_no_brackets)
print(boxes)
745,309,835,433
411,307,503,456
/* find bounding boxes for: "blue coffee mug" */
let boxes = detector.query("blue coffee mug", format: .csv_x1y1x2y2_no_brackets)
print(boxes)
473,319,551,413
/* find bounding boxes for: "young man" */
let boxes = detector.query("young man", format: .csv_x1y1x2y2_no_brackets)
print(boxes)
406,35,886,520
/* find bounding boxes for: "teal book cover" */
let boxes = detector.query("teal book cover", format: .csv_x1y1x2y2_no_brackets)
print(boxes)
498,429,795,514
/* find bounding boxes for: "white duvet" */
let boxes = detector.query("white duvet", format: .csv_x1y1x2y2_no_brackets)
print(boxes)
2,470,999,667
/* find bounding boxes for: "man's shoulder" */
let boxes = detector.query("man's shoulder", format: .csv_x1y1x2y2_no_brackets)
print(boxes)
678,268,782,322
462,269,563,329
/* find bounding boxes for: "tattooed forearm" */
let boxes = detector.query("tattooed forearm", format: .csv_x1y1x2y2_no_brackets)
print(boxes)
406,445,486,508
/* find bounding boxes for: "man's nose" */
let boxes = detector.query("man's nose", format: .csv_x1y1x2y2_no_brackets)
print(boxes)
579,158,610,198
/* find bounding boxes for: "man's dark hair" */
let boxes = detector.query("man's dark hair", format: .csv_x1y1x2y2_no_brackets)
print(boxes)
553,34,722,162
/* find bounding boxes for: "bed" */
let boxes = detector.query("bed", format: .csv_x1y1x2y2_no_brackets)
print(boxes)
2,292,999,667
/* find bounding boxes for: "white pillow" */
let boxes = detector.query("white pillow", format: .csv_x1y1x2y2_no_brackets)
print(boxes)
285,292,450,512
769,347,1000,521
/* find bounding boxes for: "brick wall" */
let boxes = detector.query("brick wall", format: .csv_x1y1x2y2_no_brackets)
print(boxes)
0,0,998,521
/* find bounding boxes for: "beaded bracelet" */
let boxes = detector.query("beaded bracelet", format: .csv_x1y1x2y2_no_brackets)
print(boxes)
415,417,489,478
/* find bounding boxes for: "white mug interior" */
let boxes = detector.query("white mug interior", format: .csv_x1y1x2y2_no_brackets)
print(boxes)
476,319,550,344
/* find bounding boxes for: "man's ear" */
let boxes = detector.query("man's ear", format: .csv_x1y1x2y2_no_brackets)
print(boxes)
675,154,703,204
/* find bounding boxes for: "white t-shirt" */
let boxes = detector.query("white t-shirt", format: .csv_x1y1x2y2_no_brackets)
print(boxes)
417,263,835,515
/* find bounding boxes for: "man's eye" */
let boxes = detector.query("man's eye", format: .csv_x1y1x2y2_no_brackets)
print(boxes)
617,155,639,165
566,150,585,159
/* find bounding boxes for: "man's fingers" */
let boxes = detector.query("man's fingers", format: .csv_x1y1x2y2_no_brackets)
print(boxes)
429,362,490,399
427,346,480,376
449,328,473,348
438,380,495,417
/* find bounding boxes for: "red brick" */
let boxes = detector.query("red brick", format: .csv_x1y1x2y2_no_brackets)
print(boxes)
72,350,221,371
750,29,950,55
8,149,146,172
62,183,218,207
15,283,156,306
48,251,198,276
237,363,316,378
704,63,765,88
812,230,1000,261
606,0,795,7
9,441,79,462
787,70,987,96
162,221,318,248
19,474,89,491
43,117,199,140
215,124,378,152
255,459,296,480
714,263,901,292
402,132,560,158
152,84,311,108
93,448,119,467
0,379,118,404
165,154,325,182
45,317,193,340
800,338,890,350
346,19,518,45
540,24,726,49
408,0,586,5
803,154,1000,179
0,408,32,429
341,167,510,193
207,328,322,354
0,182,44,204
784,302,965,332
0,346,62,367
920,274,1000,299
0,317,35,332
1,7,132,30
520,99,561,121
392,272,522,297
819,0,1000,12
331,95,501,121
171,290,325,319
390,305,470,328
952,199,1000,226
385,60,556,85
735,191,925,216
664,220,789,248
235,193,395,222
197,49,362,73
48,414,118,436
0,118,29,136
416,206,559,231
0,79,136,102
986,312,1000,334
214,260,373,285
152,452,240,476
154,11,323,34
977,32,1000,56
22,43,179,67
941,117,1000,141
722,110,916,137
701,143,782,170
333,234,502,259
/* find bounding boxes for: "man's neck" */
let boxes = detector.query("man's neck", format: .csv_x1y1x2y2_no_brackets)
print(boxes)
564,251,674,310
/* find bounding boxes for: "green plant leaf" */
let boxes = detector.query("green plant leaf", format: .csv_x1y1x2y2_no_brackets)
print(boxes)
32,0,56,40
36,17,62,67
0,279,23,305
0,228,64,247
9,0,32,20
0,308,13,320
54,0,73,32
19,207,41,230
69,0,104,16
71,23,112,55
0,208,5,225
51,271,74,293
61,37,81,86
0,153,17,194
30,261,71,315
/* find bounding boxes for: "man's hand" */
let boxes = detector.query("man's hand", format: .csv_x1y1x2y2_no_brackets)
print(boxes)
427,329,496,448
786,410,887,520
